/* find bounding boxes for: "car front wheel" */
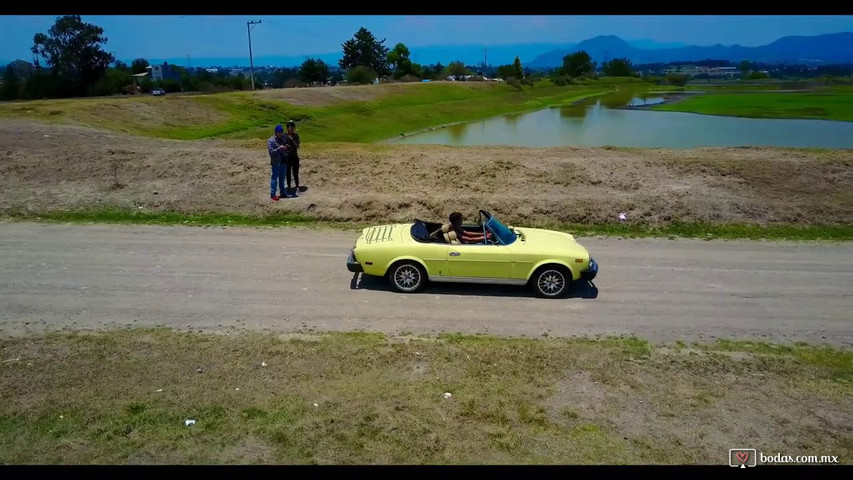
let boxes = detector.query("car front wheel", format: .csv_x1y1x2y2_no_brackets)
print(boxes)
388,261,426,293
532,266,571,298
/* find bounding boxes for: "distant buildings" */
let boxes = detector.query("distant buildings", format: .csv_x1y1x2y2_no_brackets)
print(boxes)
146,62,181,82
661,65,740,78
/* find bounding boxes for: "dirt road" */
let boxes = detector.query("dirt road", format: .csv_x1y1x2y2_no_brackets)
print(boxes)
1,222,850,346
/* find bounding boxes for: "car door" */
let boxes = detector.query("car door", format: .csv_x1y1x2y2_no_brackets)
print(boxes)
417,243,451,277
446,243,512,279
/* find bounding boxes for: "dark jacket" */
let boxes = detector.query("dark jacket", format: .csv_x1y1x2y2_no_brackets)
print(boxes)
283,131,300,160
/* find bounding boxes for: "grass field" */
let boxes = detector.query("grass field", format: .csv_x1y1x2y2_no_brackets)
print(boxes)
0,329,849,464
653,86,853,121
0,81,612,142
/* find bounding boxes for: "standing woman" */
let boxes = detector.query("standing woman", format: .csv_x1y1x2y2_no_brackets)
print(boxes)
284,120,301,197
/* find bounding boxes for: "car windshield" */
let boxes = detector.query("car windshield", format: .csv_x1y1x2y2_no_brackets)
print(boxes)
484,214,518,246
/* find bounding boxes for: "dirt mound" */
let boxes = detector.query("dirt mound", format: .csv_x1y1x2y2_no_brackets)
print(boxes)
1,120,851,227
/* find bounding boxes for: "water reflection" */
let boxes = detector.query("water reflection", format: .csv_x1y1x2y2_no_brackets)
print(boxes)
389,89,853,149
446,123,467,142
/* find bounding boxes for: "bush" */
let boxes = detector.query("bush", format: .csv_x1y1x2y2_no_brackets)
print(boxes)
551,75,576,86
747,71,769,80
346,65,377,85
159,79,181,93
283,78,306,88
505,77,522,90
398,74,421,83
666,74,689,86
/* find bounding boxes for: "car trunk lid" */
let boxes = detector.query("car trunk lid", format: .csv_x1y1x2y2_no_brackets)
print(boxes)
362,224,400,244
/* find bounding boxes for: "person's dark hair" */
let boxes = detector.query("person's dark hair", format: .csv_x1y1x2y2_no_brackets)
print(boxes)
449,212,463,225
286,120,296,129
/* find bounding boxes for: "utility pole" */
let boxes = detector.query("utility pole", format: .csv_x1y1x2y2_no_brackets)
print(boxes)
247,20,262,90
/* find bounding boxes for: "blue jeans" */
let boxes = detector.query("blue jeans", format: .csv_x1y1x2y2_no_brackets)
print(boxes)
270,163,286,197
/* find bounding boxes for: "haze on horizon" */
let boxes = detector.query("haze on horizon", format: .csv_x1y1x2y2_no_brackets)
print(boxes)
1,15,851,63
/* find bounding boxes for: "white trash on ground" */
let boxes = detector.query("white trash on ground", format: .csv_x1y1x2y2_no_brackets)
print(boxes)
618,212,627,222
443,392,452,399
185,419,196,426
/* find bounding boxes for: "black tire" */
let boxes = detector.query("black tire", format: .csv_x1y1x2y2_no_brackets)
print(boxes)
530,265,572,299
387,261,427,293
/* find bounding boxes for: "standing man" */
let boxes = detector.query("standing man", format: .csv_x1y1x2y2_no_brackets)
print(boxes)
283,120,301,197
267,124,289,201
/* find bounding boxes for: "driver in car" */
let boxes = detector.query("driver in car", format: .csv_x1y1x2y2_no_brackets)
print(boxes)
449,212,492,244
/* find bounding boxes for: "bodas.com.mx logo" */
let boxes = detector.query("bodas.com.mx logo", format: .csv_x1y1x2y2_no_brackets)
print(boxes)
729,448,757,468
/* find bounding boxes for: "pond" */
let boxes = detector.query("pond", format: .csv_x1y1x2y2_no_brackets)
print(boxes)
387,90,853,149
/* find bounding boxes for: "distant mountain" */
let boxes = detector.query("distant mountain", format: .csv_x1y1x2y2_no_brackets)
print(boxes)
625,39,689,49
68,31,853,70
528,32,853,68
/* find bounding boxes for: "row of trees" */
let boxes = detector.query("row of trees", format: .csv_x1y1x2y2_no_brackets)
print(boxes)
9,17,839,101
337,27,536,85
556,50,637,78
0,18,522,100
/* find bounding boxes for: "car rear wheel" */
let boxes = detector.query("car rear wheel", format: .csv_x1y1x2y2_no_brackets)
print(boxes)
531,265,571,298
388,261,426,293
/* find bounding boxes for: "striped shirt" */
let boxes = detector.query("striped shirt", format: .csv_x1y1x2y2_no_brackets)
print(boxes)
267,135,288,165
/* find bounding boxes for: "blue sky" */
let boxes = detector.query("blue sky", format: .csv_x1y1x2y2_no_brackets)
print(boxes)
1,15,851,62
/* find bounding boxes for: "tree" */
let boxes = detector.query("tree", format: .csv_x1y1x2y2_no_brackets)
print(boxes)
666,73,689,86
560,50,596,78
602,58,634,77
92,66,132,96
2,64,20,100
445,61,470,79
496,64,516,80
271,67,299,88
512,56,523,79
346,65,377,85
31,15,115,97
298,58,330,84
747,70,768,80
387,43,413,78
131,58,150,74
339,27,390,77
738,60,751,78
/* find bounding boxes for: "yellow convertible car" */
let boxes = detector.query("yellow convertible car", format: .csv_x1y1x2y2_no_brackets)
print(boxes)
346,210,598,298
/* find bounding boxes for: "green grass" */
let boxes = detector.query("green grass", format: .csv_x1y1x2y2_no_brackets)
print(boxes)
0,82,616,142
231,82,611,143
653,86,853,121
701,339,853,383
0,329,848,464
3,209,851,241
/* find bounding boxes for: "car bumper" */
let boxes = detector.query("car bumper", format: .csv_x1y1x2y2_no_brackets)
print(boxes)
347,251,363,273
580,257,598,281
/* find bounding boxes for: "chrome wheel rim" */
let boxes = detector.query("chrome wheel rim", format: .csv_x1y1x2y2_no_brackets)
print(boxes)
394,265,421,291
538,270,565,296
